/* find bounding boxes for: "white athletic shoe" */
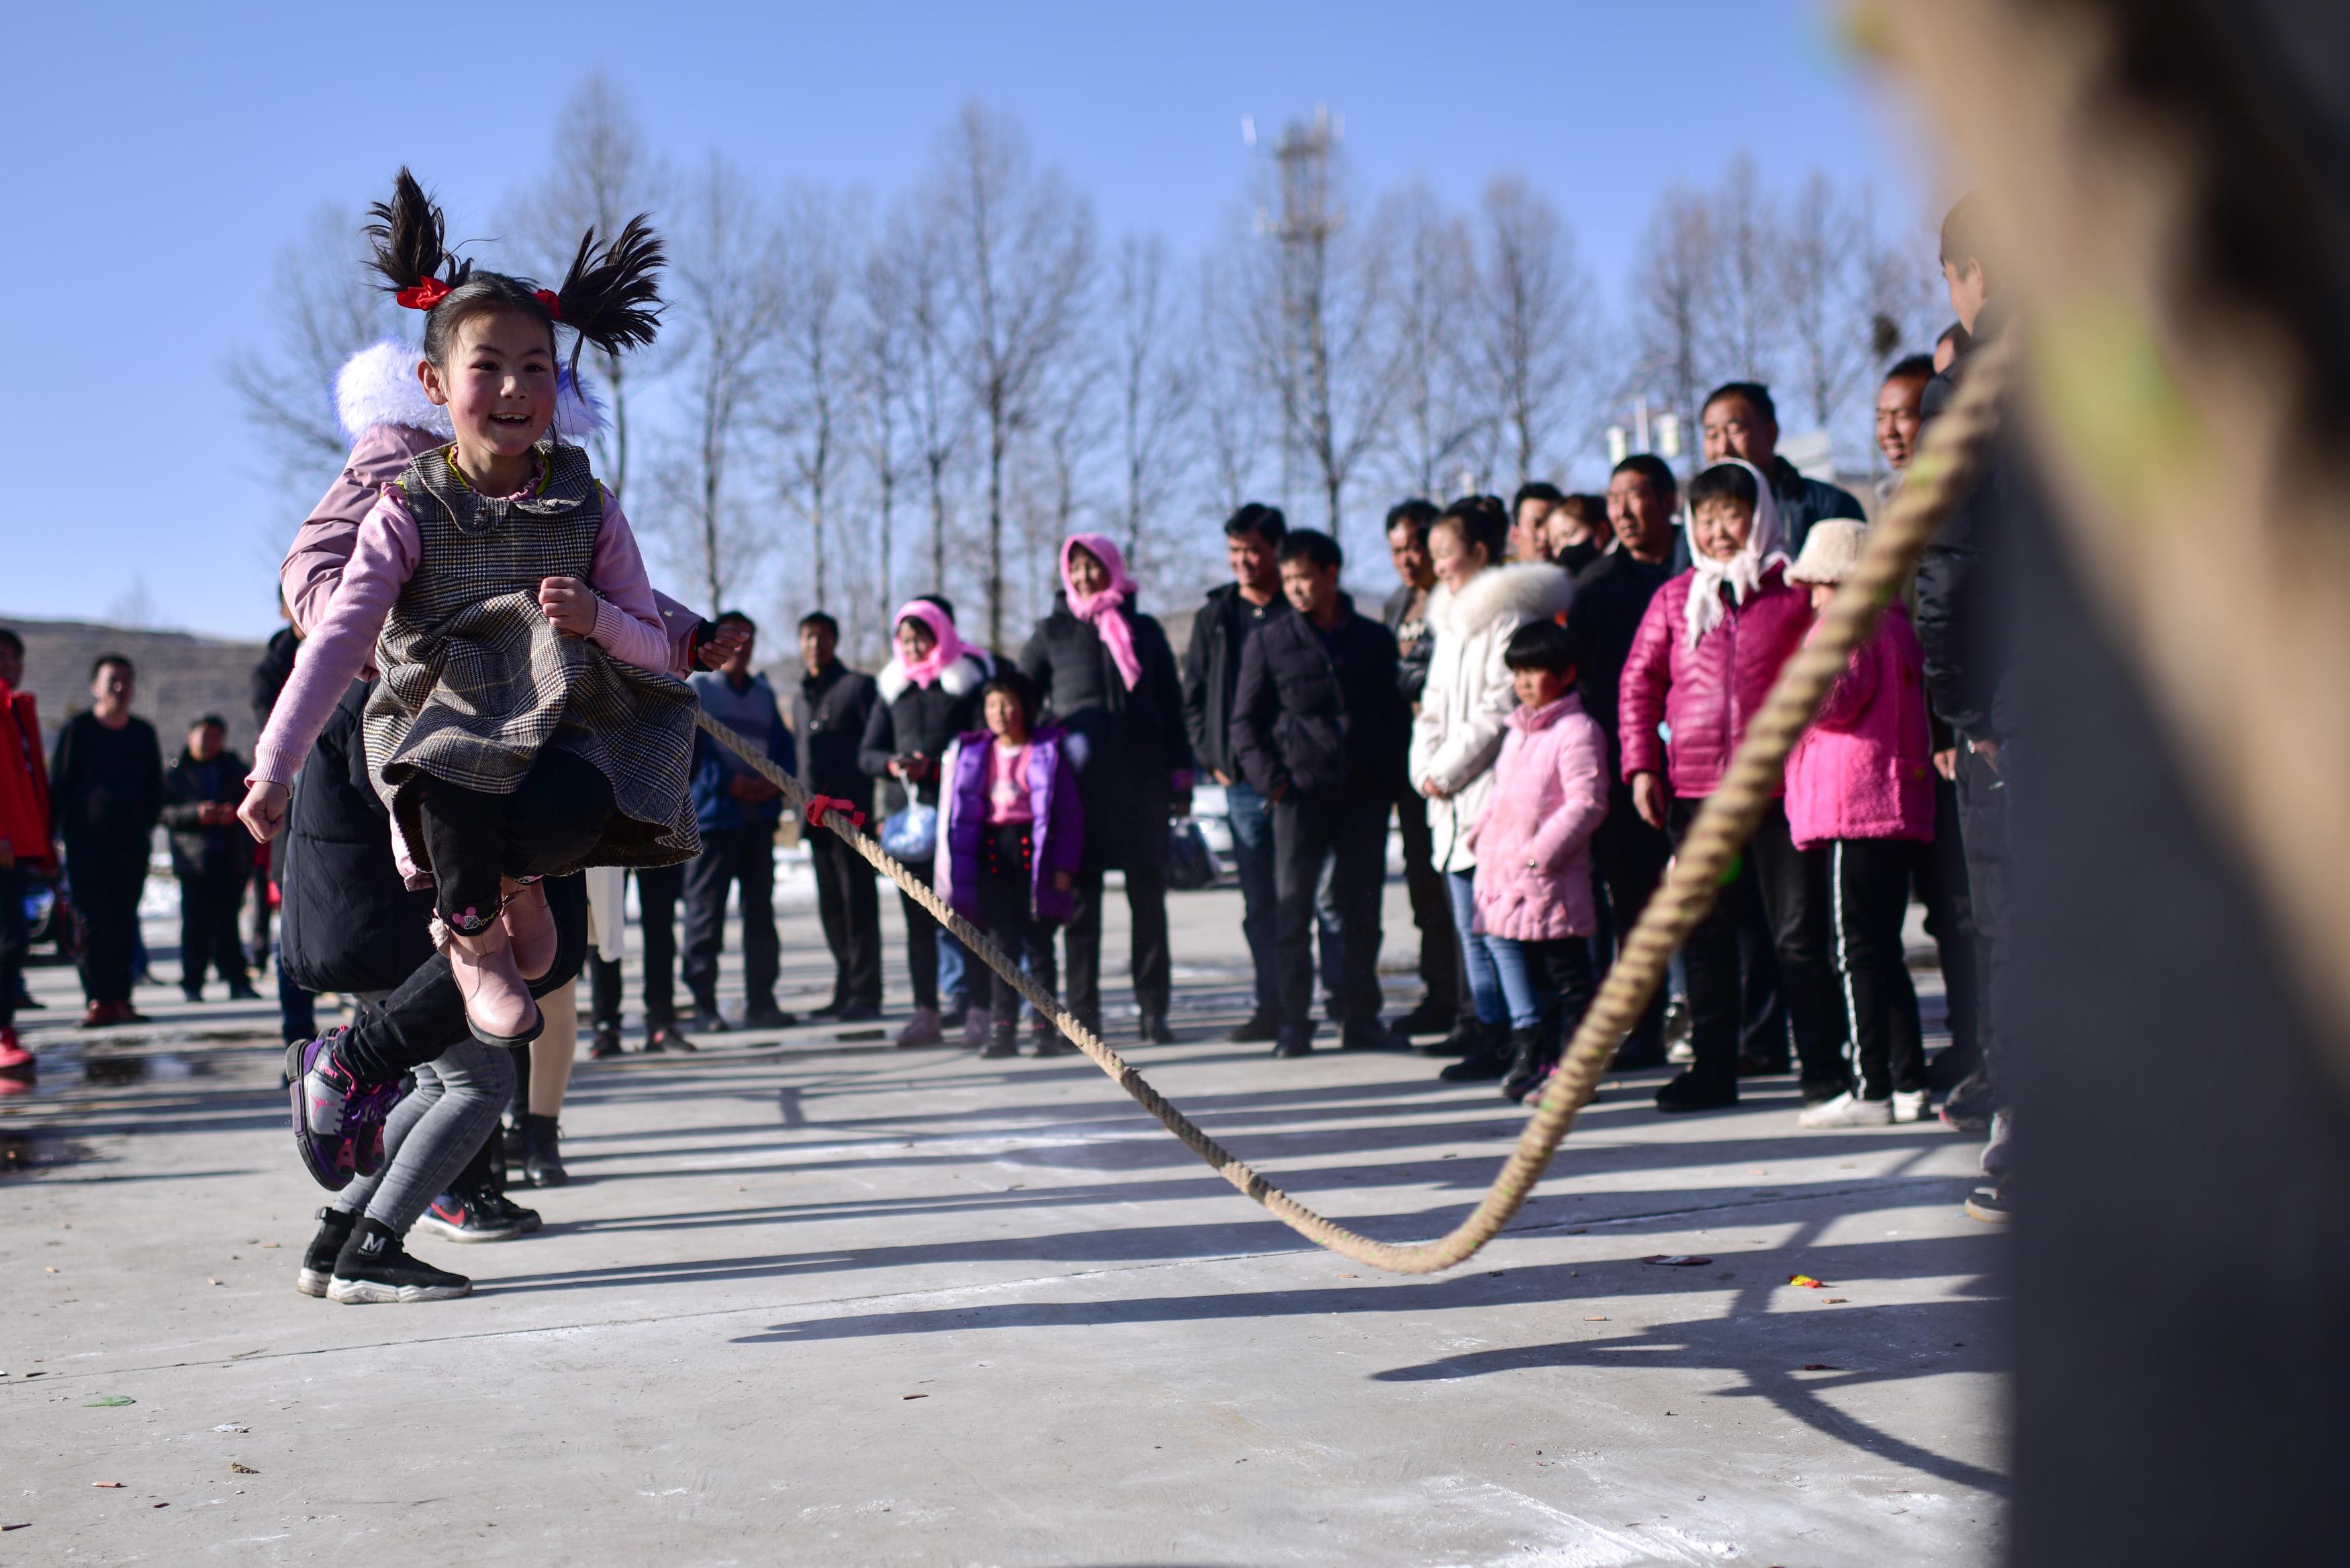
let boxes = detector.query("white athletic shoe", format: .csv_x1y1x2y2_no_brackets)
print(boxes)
1890,1089,1931,1123
1799,1091,1894,1129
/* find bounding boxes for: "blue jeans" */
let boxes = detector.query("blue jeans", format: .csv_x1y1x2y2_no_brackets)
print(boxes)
1224,781,1280,1015
937,928,970,1011
1445,870,1505,1026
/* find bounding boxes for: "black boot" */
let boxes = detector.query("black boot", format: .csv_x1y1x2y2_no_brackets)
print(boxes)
1499,1026,1552,1103
1417,1015,1482,1059
981,1020,1021,1059
520,1112,569,1187
1439,1022,1512,1082
297,1206,357,1297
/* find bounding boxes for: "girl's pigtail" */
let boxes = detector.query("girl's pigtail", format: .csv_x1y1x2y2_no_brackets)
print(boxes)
363,168,470,303
554,215,665,366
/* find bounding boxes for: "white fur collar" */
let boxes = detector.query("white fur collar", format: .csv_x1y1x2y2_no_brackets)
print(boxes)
334,339,608,443
1431,562,1575,637
876,652,988,703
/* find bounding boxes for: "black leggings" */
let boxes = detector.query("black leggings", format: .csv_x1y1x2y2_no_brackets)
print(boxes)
1824,837,1926,1097
413,750,614,932
976,823,1058,1025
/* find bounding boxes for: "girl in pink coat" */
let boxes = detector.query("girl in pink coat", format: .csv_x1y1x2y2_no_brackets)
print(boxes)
1463,620,1610,1103
1783,521,1936,1129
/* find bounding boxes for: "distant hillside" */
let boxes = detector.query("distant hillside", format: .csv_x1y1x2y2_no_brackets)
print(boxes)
0,614,271,753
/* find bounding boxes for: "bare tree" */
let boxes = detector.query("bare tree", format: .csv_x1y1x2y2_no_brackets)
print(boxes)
1778,171,1869,434
1107,233,1198,579
767,185,867,616
1702,152,1783,387
1370,183,1483,499
889,195,968,597
855,229,915,644
506,73,660,498
651,156,780,612
1628,184,1715,448
1236,110,1397,563
929,103,1097,648
1477,175,1595,489
1192,253,1271,519
224,204,397,501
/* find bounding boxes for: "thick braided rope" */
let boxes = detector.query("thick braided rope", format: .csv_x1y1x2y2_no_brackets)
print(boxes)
697,340,2011,1274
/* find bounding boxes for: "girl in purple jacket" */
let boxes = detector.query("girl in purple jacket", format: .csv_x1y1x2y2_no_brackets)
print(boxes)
936,672,1084,1059
1783,522,1937,1128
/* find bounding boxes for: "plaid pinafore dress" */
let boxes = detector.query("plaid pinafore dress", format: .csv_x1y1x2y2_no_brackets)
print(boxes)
363,440,700,876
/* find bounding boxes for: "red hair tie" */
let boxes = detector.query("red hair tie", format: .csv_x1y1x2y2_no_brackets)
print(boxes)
394,277,452,311
534,288,562,320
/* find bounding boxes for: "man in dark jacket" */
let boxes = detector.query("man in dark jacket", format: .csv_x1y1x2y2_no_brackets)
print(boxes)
160,715,258,1002
1379,498,1458,1036
248,609,316,1042
794,611,881,1022
1181,502,1290,1041
684,613,796,1031
1699,381,1865,556
1231,530,1409,1058
49,654,163,1026
1566,455,1682,1069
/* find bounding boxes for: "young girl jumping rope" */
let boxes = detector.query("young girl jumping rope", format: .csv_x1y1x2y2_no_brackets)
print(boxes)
243,171,692,1298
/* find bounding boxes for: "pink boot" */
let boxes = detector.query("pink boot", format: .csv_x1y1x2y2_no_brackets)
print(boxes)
442,920,542,1045
500,878,557,981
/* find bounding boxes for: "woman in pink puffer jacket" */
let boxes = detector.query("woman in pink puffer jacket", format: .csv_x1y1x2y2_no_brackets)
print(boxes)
1783,521,1936,1130
1463,620,1609,1104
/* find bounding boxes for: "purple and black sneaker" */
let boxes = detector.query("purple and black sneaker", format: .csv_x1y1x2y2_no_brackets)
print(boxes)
283,1031,399,1192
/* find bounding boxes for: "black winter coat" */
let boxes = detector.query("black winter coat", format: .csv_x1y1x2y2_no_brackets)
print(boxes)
795,660,880,805
1180,583,1289,782
1019,595,1193,871
858,653,990,814
277,680,436,995
1566,550,1677,776
250,626,300,737
1231,599,1407,801
1916,295,2028,745
1382,582,1436,705
160,748,252,880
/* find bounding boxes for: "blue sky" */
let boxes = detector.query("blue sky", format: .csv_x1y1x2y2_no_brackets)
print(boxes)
0,1,1943,641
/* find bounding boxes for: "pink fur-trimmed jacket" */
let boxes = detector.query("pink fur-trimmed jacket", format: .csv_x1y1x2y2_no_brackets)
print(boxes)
1464,692,1610,942
1783,604,1936,850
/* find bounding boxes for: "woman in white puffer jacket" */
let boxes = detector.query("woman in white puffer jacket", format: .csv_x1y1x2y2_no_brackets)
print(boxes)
1409,496,1577,1079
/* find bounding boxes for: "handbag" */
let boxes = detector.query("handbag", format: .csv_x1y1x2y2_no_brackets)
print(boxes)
880,802,939,862
1164,818,1218,891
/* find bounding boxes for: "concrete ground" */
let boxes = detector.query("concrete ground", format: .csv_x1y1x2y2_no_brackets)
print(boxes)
1,876,2005,1566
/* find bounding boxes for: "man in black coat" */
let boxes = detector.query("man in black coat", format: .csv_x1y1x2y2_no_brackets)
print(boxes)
1180,503,1290,1042
794,611,882,1022
49,654,163,1026
1379,498,1458,1037
160,715,258,1002
1231,530,1409,1059
1566,455,1682,1069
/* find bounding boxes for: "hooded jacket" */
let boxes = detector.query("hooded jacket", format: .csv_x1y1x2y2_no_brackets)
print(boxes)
1466,692,1610,941
934,725,1085,925
1407,562,1577,871
859,652,991,816
1785,604,1936,848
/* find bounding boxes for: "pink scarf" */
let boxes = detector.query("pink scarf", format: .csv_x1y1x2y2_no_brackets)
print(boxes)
1061,534,1142,690
893,598,965,689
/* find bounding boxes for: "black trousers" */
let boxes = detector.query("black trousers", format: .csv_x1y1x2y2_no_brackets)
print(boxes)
66,836,147,1006
1392,781,1459,1015
0,864,26,1030
682,823,778,1014
896,854,945,1013
976,824,1059,1025
1064,858,1171,1030
247,851,273,969
336,873,589,1085
1589,785,1672,1059
1823,838,1926,1097
587,863,684,1030
177,867,250,991
1670,796,1846,1092
412,750,614,932
1271,788,1387,1034
1914,769,1981,1076
1954,745,2014,1111
808,828,882,1010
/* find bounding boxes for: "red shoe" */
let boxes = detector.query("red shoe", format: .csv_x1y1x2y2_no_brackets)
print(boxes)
0,1026,32,1070
79,1000,115,1028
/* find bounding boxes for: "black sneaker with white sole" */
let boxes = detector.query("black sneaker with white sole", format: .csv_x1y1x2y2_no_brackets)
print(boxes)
327,1217,472,1303
474,1186,541,1234
297,1206,357,1297
416,1190,525,1243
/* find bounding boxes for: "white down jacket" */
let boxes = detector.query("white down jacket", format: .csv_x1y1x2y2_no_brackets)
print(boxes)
1408,562,1577,871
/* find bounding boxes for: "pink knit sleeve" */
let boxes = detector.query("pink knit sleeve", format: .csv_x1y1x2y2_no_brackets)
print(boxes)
584,492,674,675
250,490,420,784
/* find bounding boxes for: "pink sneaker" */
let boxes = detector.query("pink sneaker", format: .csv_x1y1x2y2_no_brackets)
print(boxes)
442,920,543,1045
0,1026,32,1071
500,878,557,981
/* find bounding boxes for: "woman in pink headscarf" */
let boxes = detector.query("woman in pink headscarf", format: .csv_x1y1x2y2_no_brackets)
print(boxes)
859,596,994,1046
1016,536,1196,1042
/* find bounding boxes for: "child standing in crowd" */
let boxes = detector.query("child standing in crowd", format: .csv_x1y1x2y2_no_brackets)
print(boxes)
937,672,1082,1059
1782,521,1936,1126
1463,620,1609,1103
242,170,694,1061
